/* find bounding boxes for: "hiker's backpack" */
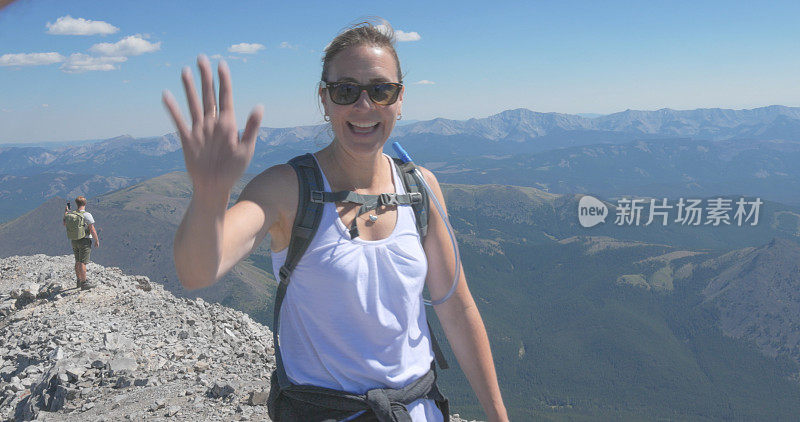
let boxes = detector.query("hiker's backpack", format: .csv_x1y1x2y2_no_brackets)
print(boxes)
266,153,452,420
64,210,87,240
271,153,448,390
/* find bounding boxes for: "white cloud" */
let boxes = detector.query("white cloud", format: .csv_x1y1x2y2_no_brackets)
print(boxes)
210,54,223,60
414,80,436,85
89,35,161,56
376,25,421,42
228,43,265,54
395,30,421,42
0,52,65,66
46,15,119,36
60,53,127,73
279,41,298,49
41,104,49,108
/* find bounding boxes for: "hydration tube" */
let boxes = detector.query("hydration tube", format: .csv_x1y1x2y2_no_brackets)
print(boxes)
392,142,461,307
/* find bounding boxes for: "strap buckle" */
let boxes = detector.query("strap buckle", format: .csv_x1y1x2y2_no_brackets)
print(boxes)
379,193,398,206
409,192,422,204
310,190,325,203
278,266,292,282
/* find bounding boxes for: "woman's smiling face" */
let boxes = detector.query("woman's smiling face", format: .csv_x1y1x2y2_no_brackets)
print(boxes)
320,45,403,155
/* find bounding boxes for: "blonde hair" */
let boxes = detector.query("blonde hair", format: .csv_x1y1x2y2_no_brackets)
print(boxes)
321,18,403,83
75,196,86,207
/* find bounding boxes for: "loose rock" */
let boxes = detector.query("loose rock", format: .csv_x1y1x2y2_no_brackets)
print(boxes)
0,254,474,422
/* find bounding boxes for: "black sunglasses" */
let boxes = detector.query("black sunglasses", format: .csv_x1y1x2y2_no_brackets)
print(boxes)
322,81,403,106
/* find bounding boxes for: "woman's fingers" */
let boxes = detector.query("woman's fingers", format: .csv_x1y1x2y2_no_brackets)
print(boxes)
218,60,234,116
181,67,202,127
197,55,217,120
162,90,191,143
167,55,259,164
241,105,264,149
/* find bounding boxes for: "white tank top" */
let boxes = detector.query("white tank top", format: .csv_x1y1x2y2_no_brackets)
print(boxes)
271,153,444,422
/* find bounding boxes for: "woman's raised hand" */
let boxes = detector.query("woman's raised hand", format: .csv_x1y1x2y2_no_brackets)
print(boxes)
162,55,263,196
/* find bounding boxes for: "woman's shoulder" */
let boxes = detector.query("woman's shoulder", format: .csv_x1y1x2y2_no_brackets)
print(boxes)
238,163,298,221
413,165,441,191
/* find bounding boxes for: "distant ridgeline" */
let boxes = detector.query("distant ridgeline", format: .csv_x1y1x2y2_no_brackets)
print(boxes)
2,167,800,419
2,105,800,222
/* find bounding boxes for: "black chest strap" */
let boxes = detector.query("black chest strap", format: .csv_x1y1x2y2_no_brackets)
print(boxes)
310,189,423,239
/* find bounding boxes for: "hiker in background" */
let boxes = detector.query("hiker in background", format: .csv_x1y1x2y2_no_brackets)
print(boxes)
63,196,99,290
164,19,508,422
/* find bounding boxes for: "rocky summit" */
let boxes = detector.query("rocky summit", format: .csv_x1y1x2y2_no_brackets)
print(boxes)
0,255,477,422
0,254,274,421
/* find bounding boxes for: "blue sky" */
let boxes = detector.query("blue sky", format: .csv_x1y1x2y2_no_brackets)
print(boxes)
1,0,799,143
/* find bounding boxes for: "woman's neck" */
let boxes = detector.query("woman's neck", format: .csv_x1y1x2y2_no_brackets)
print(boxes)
318,141,391,193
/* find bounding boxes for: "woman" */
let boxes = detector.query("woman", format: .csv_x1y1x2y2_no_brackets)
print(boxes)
163,21,508,422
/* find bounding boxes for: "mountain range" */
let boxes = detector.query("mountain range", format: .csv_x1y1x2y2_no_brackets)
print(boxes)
2,105,800,223
4,105,800,177
391,105,800,142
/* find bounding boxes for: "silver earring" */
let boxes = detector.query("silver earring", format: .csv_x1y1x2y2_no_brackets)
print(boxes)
324,115,330,122
397,114,402,121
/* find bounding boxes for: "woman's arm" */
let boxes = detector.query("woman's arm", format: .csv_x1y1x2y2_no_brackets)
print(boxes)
163,55,275,290
172,162,297,290
419,167,509,422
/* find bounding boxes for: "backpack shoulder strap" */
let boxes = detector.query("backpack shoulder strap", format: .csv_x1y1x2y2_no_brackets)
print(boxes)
68,210,86,225
280,153,325,283
392,158,429,239
272,152,325,389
